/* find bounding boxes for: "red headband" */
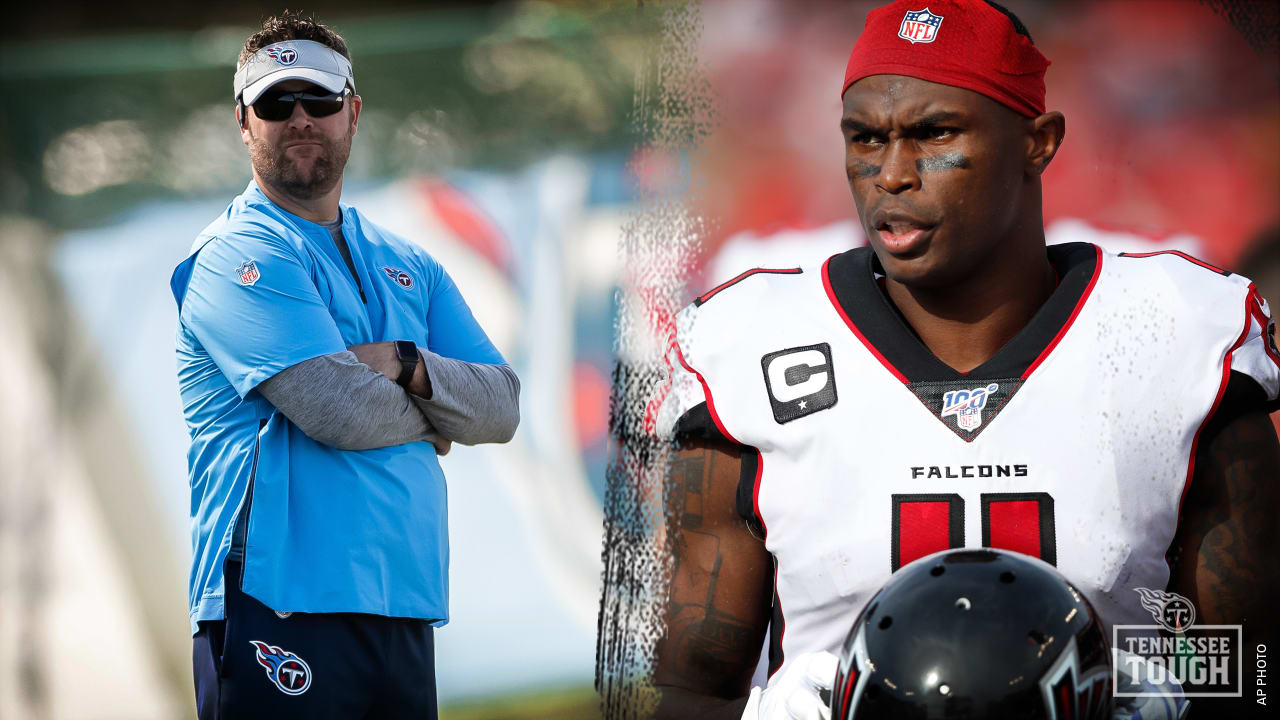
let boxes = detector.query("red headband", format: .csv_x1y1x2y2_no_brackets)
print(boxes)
842,0,1050,118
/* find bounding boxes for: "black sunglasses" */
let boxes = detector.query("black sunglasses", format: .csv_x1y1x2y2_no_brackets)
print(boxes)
249,87,351,122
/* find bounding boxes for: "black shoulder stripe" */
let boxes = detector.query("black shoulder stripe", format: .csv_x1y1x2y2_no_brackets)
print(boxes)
695,267,802,306
1118,250,1231,276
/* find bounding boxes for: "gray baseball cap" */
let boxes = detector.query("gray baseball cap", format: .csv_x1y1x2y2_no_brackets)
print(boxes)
234,39,356,105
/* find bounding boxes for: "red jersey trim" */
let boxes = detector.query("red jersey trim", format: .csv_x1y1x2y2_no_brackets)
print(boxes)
1247,283,1280,371
1173,290,1255,527
696,267,802,306
751,449,767,540
1022,244,1105,379
672,343,742,446
1118,250,1228,276
645,333,680,436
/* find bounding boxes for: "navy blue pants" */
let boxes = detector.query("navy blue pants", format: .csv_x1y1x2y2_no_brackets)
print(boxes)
193,561,438,719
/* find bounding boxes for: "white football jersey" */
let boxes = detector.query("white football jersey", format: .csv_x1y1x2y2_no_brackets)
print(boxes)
661,242,1280,682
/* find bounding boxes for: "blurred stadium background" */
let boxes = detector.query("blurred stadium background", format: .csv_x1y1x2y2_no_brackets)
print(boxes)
0,1,1275,719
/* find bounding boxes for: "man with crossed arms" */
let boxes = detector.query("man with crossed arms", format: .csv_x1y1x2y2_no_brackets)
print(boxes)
172,13,518,718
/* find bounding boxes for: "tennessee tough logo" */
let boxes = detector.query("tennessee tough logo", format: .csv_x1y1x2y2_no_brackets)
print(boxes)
250,640,312,695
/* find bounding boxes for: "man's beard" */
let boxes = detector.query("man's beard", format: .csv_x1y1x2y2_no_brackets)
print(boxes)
249,127,351,200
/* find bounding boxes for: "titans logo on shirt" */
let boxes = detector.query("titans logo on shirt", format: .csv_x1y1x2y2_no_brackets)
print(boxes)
381,266,414,289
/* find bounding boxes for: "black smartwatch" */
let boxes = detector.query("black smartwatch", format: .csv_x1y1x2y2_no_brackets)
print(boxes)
393,340,420,388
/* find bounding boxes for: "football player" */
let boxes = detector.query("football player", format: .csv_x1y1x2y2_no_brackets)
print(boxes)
652,1,1280,718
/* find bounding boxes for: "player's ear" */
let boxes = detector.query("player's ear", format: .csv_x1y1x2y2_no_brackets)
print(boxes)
1026,111,1065,176
237,103,252,146
349,93,362,136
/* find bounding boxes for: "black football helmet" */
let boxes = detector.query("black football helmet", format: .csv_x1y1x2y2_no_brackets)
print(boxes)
831,548,1112,720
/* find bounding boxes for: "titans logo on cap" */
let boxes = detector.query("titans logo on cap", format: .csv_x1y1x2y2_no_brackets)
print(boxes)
898,8,944,44
265,45,299,66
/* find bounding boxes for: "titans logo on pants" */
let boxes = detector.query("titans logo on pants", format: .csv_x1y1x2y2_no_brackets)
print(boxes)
250,640,312,695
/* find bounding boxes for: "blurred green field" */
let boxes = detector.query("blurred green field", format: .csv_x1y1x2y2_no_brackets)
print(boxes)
0,2,651,231
440,685,601,720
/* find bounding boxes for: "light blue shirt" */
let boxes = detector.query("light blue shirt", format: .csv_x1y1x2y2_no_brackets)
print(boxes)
171,181,505,633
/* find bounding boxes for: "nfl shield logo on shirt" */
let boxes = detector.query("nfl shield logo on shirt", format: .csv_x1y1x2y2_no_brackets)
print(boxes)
899,8,943,44
236,260,260,287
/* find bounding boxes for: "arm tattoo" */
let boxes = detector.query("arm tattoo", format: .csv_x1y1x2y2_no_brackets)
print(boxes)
1170,410,1279,633
654,442,773,713
671,451,707,531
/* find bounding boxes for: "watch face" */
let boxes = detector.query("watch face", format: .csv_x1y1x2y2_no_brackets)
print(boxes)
395,341,417,362
394,341,419,387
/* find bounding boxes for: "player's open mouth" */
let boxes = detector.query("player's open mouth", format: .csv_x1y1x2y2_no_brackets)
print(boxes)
875,221,934,254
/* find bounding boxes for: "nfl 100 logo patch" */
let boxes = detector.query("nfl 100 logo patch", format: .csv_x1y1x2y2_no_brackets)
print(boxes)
940,382,998,432
910,377,1022,441
899,8,943,44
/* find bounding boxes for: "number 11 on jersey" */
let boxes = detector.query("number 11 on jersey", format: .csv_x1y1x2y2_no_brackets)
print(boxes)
890,493,1056,571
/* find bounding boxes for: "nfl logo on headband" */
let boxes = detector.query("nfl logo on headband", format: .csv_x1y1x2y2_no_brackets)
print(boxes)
265,46,298,66
898,8,943,44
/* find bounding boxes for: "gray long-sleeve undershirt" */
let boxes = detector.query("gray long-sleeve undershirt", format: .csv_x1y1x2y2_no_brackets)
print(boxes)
412,349,520,443
257,216,518,452
257,350,520,452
